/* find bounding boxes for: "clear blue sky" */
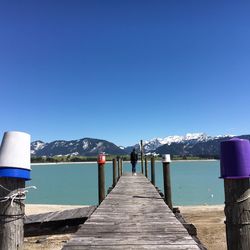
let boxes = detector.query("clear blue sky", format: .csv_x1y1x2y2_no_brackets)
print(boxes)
0,0,250,146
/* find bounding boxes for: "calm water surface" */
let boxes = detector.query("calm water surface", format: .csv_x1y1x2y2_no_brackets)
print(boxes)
26,161,224,206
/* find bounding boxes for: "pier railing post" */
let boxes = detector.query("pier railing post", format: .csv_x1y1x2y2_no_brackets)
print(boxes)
117,156,120,180
140,140,144,174
112,158,117,187
145,156,148,178
120,157,123,177
97,153,106,205
224,179,250,250
220,138,250,250
151,156,155,186
0,131,31,250
162,154,173,210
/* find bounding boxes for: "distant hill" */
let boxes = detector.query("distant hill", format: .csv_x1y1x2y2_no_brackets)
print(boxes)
31,138,125,157
31,133,250,158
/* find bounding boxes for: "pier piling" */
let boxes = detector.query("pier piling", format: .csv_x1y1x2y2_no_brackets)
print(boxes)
151,156,155,186
97,153,106,205
0,178,25,249
120,157,123,176
112,158,117,187
117,156,121,180
0,131,31,250
224,179,250,250
220,138,250,250
162,154,173,210
140,140,144,174
145,156,148,178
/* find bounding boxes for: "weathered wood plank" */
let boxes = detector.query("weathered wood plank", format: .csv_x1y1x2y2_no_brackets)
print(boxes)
62,173,201,249
63,235,196,245
75,226,188,234
25,206,96,224
63,245,200,250
24,206,96,237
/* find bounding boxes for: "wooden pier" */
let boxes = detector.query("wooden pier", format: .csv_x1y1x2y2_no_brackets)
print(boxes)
62,173,201,249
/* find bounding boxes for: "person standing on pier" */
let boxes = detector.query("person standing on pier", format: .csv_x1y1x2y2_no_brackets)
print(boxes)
130,148,138,176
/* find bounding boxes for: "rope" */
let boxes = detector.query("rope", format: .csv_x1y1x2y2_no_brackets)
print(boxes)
224,221,250,226
0,213,25,223
236,189,250,203
0,185,37,206
224,189,250,206
0,185,37,223
0,184,11,192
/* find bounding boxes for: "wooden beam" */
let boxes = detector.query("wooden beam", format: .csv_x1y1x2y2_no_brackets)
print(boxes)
24,206,96,237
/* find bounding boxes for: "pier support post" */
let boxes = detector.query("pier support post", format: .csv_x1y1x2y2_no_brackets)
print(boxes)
120,158,123,177
97,154,106,205
0,131,31,250
220,139,250,250
145,157,148,178
140,140,144,174
162,154,173,210
112,158,117,187
151,156,155,186
117,156,120,180
0,178,25,249
224,179,250,250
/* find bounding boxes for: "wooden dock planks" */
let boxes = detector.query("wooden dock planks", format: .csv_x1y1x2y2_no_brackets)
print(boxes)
25,206,96,237
62,173,200,249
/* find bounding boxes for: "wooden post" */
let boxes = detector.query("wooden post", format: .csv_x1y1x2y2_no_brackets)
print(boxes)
0,178,25,249
140,140,144,174
220,138,250,250
151,156,155,186
117,157,120,180
145,157,148,178
224,179,250,250
163,162,173,210
112,158,117,187
98,163,105,205
120,158,123,177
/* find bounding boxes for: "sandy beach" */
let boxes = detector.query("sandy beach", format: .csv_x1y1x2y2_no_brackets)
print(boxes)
24,204,226,250
179,205,226,250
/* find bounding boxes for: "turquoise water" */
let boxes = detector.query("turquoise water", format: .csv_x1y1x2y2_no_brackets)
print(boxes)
26,161,224,206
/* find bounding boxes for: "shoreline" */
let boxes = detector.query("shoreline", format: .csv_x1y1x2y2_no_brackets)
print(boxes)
25,204,87,215
31,162,97,166
25,203,224,215
178,204,224,212
31,159,218,166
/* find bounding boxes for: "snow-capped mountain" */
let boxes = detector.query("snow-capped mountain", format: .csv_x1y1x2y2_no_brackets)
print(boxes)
124,133,241,157
31,138,125,157
31,133,249,158
155,134,250,157
143,133,213,152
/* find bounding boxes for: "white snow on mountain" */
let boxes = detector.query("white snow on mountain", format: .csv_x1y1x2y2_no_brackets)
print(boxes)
70,152,79,156
214,134,235,139
31,141,46,154
143,133,234,152
82,140,89,150
32,141,46,150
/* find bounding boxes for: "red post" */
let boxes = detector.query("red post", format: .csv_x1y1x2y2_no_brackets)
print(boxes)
97,153,106,205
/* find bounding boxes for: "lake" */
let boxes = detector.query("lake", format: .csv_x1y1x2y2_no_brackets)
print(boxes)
26,160,224,206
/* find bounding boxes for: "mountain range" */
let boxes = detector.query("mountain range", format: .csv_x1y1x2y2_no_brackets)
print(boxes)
31,133,250,158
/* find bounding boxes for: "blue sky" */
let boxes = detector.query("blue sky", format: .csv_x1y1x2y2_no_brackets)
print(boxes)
0,0,250,146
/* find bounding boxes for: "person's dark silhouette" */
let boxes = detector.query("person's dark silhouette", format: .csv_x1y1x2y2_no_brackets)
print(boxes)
130,148,138,175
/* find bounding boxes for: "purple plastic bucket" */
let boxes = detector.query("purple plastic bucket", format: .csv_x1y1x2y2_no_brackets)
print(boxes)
220,138,250,179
